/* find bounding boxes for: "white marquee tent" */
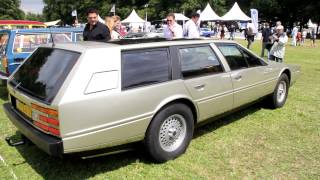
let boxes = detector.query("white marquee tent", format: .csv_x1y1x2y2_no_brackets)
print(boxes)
221,2,251,21
174,13,190,21
200,3,221,21
122,9,146,23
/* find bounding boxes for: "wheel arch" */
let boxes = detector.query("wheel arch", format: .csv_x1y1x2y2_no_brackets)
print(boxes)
152,97,199,127
280,68,291,85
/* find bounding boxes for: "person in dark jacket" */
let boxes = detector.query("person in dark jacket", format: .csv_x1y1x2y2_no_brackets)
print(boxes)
261,23,272,58
83,8,111,42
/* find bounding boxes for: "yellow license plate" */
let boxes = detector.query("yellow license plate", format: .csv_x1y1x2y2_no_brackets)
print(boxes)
16,100,32,118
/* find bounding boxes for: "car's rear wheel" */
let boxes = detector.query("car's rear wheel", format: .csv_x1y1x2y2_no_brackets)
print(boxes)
267,73,289,109
144,103,194,163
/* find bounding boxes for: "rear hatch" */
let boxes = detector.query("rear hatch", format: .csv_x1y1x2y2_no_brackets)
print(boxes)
8,47,80,137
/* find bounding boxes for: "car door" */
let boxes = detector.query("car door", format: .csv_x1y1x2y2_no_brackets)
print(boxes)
216,43,273,108
177,44,234,122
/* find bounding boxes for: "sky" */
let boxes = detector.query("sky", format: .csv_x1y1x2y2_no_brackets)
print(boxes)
20,0,44,14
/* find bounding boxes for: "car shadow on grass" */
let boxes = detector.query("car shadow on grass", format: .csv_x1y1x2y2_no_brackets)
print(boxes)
10,102,263,179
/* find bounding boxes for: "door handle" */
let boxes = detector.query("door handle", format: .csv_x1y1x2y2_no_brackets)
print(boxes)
233,75,242,80
194,84,206,90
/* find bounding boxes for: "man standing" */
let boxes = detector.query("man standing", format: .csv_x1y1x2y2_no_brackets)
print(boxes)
291,25,298,46
83,8,111,42
228,24,235,40
270,25,288,62
164,13,183,39
246,21,255,49
261,23,272,58
183,13,200,38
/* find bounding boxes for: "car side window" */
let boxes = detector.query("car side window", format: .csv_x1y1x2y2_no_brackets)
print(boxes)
239,47,266,67
217,45,248,70
179,46,224,78
122,48,170,90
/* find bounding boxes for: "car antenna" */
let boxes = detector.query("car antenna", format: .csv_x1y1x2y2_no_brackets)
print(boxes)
49,26,55,47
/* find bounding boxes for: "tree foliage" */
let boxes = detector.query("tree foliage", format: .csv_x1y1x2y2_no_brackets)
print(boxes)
0,0,24,20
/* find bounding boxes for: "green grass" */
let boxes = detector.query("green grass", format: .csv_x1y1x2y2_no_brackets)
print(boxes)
0,39,320,179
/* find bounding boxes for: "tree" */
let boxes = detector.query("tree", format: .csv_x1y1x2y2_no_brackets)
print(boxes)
0,0,25,20
24,12,45,22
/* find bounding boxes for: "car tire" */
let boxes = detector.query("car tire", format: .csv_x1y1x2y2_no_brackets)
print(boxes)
144,103,194,163
267,73,289,109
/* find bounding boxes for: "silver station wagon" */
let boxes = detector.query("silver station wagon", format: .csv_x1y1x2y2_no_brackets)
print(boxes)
4,39,300,162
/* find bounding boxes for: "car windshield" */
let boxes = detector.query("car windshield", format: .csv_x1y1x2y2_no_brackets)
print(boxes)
0,33,9,55
10,47,80,103
13,33,72,53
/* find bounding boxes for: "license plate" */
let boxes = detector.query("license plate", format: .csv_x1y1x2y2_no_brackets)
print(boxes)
16,100,32,118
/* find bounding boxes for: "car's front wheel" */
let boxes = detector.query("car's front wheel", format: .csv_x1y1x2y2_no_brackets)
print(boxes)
144,103,194,163
267,73,289,109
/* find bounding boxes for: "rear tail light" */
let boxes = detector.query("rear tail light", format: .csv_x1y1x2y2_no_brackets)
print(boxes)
31,103,60,137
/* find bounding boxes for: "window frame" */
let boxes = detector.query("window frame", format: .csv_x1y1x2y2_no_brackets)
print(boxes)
175,44,225,79
121,47,172,90
216,43,267,71
237,45,268,67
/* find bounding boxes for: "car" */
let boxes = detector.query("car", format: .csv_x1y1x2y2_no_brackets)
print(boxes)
200,28,215,37
3,38,300,162
146,28,165,38
0,28,83,81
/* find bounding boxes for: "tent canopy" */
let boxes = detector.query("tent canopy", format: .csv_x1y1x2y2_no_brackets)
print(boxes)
221,2,251,21
200,3,221,21
162,13,189,21
122,9,145,23
44,19,61,26
174,13,190,21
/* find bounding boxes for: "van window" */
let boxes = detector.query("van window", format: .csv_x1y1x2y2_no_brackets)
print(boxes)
122,48,170,89
10,47,80,103
13,33,72,53
179,46,224,78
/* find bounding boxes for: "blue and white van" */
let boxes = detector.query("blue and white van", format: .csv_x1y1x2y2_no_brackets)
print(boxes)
0,28,83,81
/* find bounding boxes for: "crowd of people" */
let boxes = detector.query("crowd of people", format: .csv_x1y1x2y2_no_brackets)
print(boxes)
82,8,318,64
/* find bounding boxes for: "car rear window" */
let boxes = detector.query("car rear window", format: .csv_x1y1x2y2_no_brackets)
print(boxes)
10,47,80,104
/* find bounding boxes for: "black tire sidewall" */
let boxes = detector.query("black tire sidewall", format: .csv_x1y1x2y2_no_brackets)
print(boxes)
272,74,289,108
145,103,194,163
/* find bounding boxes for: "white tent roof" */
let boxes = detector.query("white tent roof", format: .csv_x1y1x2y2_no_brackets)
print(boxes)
162,13,189,21
122,9,145,23
221,2,251,21
174,13,190,21
44,19,61,26
200,3,221,21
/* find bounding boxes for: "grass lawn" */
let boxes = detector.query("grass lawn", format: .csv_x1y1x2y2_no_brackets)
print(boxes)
0,39,319,179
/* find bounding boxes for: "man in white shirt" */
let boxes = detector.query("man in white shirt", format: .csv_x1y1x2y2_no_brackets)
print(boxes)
291,25,298,46
183,13,200,38
270,25,288,62
164,13,183,39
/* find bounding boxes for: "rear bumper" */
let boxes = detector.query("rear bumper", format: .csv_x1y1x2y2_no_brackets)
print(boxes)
3,103,63,157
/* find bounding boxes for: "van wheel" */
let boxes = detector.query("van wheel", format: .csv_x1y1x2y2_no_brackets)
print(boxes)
267,74,289,109
145,103,194,163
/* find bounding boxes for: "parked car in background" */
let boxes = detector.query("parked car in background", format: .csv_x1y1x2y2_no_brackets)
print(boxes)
200,28,215,37
146,28,164,38
0,20,47,29
0,28,83,81
4,39,300,162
